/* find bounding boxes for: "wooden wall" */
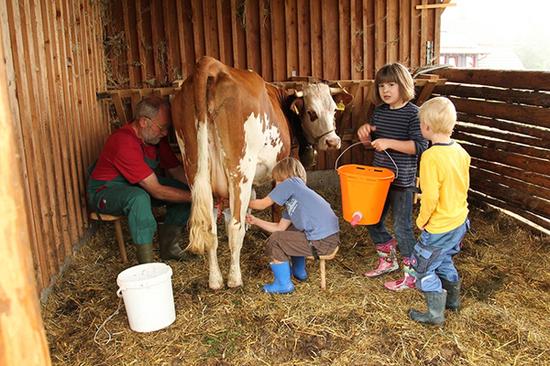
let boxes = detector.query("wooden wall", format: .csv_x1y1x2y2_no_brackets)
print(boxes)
104,0,442,88
432,68,550,232
0,0,109,292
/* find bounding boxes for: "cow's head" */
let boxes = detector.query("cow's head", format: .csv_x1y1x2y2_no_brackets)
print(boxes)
289,83,353,151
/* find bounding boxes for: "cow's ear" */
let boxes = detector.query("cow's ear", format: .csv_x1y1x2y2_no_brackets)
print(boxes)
332,91,353,108
290,98,304,115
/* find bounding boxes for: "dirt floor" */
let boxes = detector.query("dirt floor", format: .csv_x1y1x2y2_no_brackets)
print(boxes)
42,183,550,366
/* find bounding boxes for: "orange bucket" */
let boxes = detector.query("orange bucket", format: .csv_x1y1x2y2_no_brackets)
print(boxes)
337,164,395,225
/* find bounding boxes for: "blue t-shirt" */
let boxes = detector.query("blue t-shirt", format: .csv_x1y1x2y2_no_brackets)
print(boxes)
268,177,339,241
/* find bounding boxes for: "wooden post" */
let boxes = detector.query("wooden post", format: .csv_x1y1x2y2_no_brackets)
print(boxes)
0,18,51,365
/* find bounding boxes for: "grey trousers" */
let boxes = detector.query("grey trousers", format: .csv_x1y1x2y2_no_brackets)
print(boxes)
265,226,339,262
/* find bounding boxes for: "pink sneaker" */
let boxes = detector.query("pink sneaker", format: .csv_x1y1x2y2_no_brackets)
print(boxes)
364,257,399,277
384,272,416,291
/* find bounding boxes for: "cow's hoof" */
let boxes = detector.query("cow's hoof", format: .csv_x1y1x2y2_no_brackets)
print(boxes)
227,279,243,288
209,278,224,290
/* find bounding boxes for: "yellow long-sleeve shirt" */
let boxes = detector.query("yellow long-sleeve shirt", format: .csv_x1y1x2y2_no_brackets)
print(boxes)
416,141,470,233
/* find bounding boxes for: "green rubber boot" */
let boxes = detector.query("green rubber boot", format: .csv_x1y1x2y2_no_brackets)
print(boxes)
441,279,461,311
158,224,186,260
136,243,154,264
409,291,446,325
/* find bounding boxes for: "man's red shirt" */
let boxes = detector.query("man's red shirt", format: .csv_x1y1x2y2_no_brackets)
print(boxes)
91,124,180,184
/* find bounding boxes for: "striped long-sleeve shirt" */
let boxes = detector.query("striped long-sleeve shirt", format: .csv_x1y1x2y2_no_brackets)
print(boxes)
371,102,428,188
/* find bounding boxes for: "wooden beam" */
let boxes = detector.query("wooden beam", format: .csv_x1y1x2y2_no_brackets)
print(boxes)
0,14,52,363
415,3,456,10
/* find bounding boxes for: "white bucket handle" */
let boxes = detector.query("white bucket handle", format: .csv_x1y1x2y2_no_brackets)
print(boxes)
116,288,124,298
334,141,399,179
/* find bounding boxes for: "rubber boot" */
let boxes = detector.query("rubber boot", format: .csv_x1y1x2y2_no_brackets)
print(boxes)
263,262,295,294
384,257,416,291
364,239,399,278
291,256,308,281
409,291,447,325
441,279,461,311
158,224,185,260
136,243,154,264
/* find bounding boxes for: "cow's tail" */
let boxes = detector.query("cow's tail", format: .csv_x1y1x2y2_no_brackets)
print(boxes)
187,57,220,255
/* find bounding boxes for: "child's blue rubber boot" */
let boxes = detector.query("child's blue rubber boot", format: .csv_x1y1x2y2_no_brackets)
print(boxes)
291,256,308,281
263,262,295,294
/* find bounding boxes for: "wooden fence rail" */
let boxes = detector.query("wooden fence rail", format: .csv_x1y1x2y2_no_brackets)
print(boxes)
432,68,550,232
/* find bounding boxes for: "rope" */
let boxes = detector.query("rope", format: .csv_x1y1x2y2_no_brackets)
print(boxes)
333,141,399,179
93,298,123,346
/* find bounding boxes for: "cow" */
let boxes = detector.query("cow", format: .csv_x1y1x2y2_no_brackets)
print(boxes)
171,56,352,290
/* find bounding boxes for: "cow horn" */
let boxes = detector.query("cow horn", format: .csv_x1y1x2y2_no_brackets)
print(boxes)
295,90,304,98
330,87,344,95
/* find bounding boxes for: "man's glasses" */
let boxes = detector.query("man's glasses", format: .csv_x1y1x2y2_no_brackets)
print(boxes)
146,117,169,132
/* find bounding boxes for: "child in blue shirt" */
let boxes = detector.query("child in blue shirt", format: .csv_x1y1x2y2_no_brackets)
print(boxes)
247,157,340,294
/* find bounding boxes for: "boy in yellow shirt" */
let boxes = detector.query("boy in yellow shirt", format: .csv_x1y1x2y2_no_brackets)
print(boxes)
409,97,470,325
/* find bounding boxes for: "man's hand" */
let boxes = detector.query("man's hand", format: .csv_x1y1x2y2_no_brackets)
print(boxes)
139,173,191,202
357,124,376,145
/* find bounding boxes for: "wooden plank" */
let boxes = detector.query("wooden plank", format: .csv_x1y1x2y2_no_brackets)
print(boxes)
135,0,148,83
230,0,247,69
454,131,550,161
259,0,272,80
410,0,420,68
150,0,165,84
363,0,374,79
471,179,550,219
338,0,350,79
270,0,286,80
246,0,260,72
350,0,362,79
217,0,233,65
0,18,52,356
122,0,139,86
434,68,550,91
399,0,411,65
386,0,398,62
162,0,181,81
419,0,427,65
285,0,298,77
462,142,549,177
433,0,443,64
54,0,85,240
203,0,219,59
297,0,310,77
416,3,456,10
469,190,549,232
112,92,128,123
374,0,385,71
176,0,195,78
470,166,550,202
471,157,550,193
456,112,550,142
39,0,75,256
0,0,45,289
415,79,437,105
450,96,550,129
455,122,549,151
434,83,550,108
322,0,339,79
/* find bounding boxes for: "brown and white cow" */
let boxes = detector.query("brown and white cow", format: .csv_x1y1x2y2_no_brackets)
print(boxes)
171,56,351,289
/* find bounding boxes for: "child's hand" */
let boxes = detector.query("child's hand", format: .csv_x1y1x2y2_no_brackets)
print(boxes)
246,214,257,226
357,124,376,145
371,138,392,152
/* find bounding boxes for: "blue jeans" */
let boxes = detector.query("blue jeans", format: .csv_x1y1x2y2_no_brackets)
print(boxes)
367,188,415,258
412,219,470,292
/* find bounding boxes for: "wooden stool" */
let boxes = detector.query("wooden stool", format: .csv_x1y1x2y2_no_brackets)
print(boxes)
89,212,128,263
307,246,339,290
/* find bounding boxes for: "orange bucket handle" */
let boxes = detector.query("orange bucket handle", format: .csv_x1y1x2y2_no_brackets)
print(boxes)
334,141,399,179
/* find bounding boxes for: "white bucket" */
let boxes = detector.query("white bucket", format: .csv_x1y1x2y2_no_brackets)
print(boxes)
116,263,176,332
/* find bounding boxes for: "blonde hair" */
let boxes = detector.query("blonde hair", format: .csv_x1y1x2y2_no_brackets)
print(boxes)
419,97,457,135
272,157,307,184
373,63,415,105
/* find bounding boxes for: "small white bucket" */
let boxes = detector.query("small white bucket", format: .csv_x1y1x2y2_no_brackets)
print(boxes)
116,263,176,332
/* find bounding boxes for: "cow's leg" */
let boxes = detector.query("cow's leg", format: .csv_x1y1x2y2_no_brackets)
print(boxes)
226,182,253,288
206,222,224,290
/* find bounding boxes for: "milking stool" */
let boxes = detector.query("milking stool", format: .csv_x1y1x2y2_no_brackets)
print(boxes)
307,246,339,290
89,212,128,263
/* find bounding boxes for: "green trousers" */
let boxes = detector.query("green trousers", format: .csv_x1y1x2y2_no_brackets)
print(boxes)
88,176,190,245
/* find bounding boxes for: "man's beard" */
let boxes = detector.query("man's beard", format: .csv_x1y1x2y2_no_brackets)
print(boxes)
142,129,161,145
